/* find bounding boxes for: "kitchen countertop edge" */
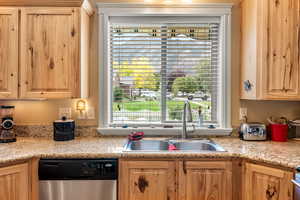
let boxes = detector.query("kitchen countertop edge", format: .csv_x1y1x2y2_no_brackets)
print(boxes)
0,137,299,170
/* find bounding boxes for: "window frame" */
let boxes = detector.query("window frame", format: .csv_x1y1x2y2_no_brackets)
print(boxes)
97,3,233,135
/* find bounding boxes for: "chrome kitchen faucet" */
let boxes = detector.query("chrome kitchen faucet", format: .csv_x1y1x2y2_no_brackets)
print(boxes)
182,100,195,139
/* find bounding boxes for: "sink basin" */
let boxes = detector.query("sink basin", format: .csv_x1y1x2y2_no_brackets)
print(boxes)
123,139,226,152
171,140,226,152
124,140,169,151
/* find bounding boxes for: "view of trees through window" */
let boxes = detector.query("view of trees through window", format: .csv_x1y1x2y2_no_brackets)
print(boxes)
110,23,220,125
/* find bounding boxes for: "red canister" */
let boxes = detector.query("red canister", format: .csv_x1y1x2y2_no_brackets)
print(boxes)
270,124,288,142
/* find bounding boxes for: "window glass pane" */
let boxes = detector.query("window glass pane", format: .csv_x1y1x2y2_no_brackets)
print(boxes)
110,21,220,126
165,24,219,123
111,25,162,123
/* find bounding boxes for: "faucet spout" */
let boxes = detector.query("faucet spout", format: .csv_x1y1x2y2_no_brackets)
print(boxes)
182,100,193,139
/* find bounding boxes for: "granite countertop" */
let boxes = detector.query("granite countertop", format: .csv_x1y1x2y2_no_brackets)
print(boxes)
1,137,300,169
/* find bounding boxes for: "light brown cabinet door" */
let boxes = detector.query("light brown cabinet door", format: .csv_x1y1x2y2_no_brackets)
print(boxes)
178,161,232,200
119,160,176,200
0,163,29,200
244,163,293,200
264,0,300,99
0,8,18,99
20,7,80,99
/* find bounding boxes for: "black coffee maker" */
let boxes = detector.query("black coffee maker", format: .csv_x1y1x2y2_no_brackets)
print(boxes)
0,106,16,143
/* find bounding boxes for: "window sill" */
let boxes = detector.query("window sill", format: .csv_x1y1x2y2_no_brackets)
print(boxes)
97,127,233,136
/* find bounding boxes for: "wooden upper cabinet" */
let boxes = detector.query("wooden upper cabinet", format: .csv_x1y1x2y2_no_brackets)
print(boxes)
178,161,232,200
265,0,300,98
0,8,18,99
0,0,93,100
241,0,300,100
20,8,80,99
0,163,29,200
244,163,293,200
119,160,176,200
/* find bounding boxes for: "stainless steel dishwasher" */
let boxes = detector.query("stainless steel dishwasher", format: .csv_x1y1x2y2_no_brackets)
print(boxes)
293,167,300,200
39,159,117,200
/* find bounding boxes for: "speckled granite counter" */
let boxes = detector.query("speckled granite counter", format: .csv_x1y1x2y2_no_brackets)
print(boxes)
1,137,300,169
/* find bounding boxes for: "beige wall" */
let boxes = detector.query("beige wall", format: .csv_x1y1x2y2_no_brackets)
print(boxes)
1,0,300,127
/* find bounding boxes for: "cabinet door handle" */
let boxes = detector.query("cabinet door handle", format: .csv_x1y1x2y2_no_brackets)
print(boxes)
183,161,187,174
243,80,253,91
136,176,149,193
266,184,277,199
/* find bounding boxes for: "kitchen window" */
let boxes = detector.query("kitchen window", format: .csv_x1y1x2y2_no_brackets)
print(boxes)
98,4,232,135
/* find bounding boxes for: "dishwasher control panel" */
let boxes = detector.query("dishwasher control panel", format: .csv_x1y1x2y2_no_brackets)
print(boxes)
39,159,118,180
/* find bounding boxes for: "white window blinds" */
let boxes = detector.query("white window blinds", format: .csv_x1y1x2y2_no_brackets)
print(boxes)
109,17,221,126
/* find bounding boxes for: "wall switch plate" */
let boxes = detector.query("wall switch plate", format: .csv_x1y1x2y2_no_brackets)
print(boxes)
59,108,72,120
239,107,247,121
87,107,95,120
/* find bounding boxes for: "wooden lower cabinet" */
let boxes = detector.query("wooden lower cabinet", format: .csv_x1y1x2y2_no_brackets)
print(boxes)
0,163,29,200
119,160,176,200
119,160,295,200
178,161,232,200
119,160,232,200
244,163,294,200
0,159,38,200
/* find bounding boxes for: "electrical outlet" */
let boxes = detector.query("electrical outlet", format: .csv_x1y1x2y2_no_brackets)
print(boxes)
59,108,72,120
239,107,247,121
87,107,95,120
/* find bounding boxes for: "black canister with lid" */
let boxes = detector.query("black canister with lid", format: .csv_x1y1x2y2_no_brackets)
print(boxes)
53,118,75,141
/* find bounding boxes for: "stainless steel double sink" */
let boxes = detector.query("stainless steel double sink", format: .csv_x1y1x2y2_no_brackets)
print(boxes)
123,139,226,152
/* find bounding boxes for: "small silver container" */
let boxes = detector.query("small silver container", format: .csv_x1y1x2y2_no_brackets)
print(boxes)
289,120,300,139
239,123,267,141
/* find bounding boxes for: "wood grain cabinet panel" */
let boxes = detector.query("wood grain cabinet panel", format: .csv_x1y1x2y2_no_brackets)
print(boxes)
0,8,19,99
265,0,300,98
119,160,176,200
0,1,93,100
241,0,300,100
178,161,232,200
0,163,29,200
20,8,80,99
120,160,295,200
244,163,293,200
